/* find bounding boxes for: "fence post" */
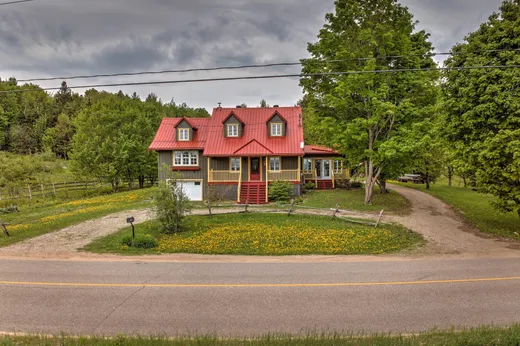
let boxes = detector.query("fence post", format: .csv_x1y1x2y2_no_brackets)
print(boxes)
74,182,78,190
41,184,45,198
0,189,2,201
28,185,32,200
0,221,9,237
331,204,340,219
245,199,249,213
375,210,384,228
287,199,295,216
52,183,56,197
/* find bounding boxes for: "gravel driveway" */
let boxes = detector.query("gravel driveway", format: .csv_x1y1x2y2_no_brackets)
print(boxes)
0,186,518,260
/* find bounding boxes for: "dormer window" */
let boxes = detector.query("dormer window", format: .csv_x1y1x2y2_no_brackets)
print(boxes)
228,124,239,137
271,123,283,137
178,128,189,141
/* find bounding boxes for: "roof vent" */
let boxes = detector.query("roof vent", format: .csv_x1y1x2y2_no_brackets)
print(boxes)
236,105,242,108
273,105,279,107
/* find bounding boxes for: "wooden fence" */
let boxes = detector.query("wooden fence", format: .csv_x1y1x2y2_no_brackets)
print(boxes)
0,180,156,202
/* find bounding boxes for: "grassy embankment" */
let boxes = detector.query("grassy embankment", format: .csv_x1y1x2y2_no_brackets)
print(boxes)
392,182,520,241
2,325,520,345
83,213,422,256
0,188,155,247
302,188,411,216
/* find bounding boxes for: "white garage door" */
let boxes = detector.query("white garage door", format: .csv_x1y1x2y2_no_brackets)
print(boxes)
180,181,203,201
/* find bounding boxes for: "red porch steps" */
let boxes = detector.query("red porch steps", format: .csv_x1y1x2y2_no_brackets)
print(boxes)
239,182,267,204
316,180,333,190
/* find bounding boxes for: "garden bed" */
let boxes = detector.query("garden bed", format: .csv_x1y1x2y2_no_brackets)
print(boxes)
83,213,423,256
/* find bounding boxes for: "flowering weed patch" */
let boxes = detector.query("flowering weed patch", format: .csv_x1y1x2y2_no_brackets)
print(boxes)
85,213,423,256
0,188,154,248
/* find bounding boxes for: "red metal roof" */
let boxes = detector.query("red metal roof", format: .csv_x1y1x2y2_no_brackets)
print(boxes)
304,145,341,156
150,107,338,157
148,118,210,150
204,107,304,157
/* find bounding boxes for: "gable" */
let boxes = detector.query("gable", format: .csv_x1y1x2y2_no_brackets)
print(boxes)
267,114,287,137
223,114,244,138
176,119,194,141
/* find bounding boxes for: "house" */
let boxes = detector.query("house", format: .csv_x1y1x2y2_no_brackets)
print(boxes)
149,106,349,203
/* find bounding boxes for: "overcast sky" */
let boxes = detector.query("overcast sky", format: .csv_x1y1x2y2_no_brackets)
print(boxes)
0,0,504,111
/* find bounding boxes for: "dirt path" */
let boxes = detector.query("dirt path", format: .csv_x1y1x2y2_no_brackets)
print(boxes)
388,184,519,257
0,186,518,260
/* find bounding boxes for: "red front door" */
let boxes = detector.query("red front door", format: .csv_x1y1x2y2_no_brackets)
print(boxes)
250,157,261,181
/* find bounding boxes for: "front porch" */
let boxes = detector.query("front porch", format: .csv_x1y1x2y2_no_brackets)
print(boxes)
302,158,350,189
207,156,301,203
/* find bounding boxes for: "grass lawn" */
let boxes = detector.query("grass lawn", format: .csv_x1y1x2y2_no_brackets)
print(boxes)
83,213,422,256
1,325,520,345
0,188,155,248
392,182,520,241
302,188,411,215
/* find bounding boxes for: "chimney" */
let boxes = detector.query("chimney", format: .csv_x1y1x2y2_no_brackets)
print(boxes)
218,102,222,108
236,105,242,108
273,105,279,108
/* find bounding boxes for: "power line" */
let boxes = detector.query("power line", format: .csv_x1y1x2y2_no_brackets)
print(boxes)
15,48,520,83
2,64,520,94
0,0,37,6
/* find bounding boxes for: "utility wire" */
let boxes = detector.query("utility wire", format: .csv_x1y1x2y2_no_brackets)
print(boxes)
0,0,37,6
2,64,520,94
16,48,520,83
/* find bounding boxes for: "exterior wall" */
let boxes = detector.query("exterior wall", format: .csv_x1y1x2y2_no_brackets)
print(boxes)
267,114,286,136
223,115,243,138
293,184,301,197
210,157,230,170
158,150,208,191
176,120,193,141
241,157,248,181
281,156,299,170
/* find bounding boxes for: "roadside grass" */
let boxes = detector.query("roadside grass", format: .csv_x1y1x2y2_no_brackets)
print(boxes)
83,213,422,256
392,182,520,241
2,325,520,345
302,188,411,215
0,188,155,248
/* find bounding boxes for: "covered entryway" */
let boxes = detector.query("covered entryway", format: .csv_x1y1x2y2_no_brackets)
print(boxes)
314,159,331,179
179,180,203,201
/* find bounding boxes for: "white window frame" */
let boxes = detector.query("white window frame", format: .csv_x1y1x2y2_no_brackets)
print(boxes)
174,151,199,166
270,123,283,137
334,160,343,172
269,157,281,171
303,158,313,172
178,128,189,141
230,158,241,172
227,124,239,137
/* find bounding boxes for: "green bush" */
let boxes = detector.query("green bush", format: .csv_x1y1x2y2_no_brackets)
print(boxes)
120,234,158,249
349,181,364,189
268,180,294,202
154,177,192,234
304,181,316,191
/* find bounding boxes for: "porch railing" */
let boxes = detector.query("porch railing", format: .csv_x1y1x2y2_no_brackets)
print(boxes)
209,170,240,182
267,170,300,182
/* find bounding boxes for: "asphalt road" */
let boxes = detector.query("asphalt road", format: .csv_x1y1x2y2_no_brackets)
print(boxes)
1,258,520,337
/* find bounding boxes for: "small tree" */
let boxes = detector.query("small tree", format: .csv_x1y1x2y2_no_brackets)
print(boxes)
154,175,192,234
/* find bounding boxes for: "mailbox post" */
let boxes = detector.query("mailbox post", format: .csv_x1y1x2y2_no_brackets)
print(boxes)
126,216,135,240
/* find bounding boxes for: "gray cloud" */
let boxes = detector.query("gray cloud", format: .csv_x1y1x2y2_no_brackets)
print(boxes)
0,0,506,110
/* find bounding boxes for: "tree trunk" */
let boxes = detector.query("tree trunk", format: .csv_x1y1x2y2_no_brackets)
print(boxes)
377,179,387,194
425,170,431,190
517,208,520,221
364,160,374,205
139,175,145,189
462,176,467,188
447,166,453,187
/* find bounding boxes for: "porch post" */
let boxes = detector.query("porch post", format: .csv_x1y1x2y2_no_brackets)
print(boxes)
207,157,211,182
298,156,301,183
265,157,269,203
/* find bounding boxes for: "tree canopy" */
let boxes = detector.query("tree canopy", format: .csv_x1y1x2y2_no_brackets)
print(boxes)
443,0,520,218
300,0,439,204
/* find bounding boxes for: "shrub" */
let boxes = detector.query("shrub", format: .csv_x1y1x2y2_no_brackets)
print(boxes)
349,181,364,189
268,180,294,202
154,176,192,234
120,234,158,249
303,181,316,191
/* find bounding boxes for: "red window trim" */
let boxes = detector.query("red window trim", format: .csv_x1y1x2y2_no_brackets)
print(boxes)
172,166,201,171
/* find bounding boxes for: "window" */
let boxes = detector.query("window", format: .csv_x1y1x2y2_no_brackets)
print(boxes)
303,158,313,172
230,158,241,171
334,160,343,172
227,124,239,137
174,151,198,166
271,123,282,136
178,128,189,141
269,157,281,171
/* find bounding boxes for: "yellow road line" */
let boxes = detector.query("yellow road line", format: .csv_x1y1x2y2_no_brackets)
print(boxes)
1,276,520,288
